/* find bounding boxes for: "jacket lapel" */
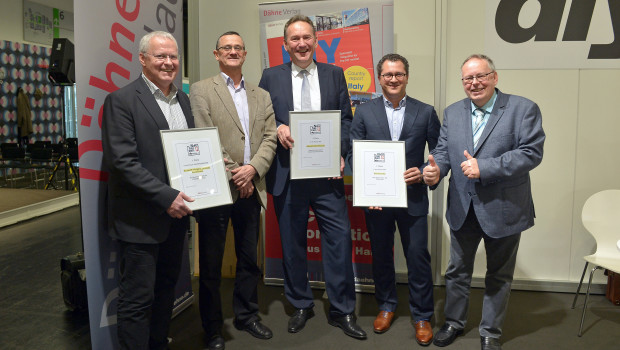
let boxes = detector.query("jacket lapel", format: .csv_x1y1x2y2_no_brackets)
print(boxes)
462,99,475,154
246,84,258,135
178,92,194,128
400,97,420,141
135,78,169,130
283,63,294,112
317,62,328,110
473,89,506,156
214,75,243,132
371,98,391,140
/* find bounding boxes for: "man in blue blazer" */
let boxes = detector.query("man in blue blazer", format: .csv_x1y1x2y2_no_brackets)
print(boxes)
258,15,366,340
423,54,545,350
102,31,195,350
348,53,440,345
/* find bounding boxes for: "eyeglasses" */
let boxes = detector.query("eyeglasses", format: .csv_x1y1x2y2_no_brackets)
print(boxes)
461,71,494,84
217,45,245,53
144,53,180,61
380,72,407,80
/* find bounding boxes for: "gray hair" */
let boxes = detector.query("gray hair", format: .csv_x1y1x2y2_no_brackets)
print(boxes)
139,31,178,54
461,54,496,71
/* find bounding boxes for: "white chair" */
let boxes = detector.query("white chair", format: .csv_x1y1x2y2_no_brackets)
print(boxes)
571,189,620,336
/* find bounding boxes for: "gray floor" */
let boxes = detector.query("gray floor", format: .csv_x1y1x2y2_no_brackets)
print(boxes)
1,206,619,350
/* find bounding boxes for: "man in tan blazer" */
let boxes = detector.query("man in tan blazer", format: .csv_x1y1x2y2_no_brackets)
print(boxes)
189,31,276,350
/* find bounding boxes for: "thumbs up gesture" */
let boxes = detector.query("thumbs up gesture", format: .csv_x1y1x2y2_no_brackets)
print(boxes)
423,154,440,186
460,150,480,179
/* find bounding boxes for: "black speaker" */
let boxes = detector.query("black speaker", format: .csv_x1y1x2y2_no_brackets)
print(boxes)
48,38,75,85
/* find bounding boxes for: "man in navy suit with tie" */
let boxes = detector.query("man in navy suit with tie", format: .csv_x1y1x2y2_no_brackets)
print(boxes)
348,53,440,345
424,54,545,350
258,15,366,340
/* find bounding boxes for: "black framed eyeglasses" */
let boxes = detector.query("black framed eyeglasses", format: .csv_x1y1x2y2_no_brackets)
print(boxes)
380,72,407,80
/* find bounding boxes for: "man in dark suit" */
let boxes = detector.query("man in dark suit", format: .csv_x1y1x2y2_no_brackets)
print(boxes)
102,31,194,350
348,53,440,345
258,15,366,340
423,54,545,350
190,31,277,350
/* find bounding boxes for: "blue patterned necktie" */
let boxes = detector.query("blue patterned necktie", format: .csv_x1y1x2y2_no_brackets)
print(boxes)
473,108,485,148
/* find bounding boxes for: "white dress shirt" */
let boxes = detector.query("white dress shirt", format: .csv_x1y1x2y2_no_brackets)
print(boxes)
141,73,188,130
291,61,321,111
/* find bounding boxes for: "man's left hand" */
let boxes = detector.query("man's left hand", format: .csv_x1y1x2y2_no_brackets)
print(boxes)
404,167,422,185
231,164,257,188
328,157,345,180
237,180,254,199
460,150,480,179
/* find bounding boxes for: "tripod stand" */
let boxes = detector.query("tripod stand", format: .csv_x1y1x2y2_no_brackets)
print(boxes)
44,141,78,191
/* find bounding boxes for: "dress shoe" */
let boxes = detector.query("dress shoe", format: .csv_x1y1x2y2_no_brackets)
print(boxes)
234,319,273,339
373,311,395,333
480,336,502,350
205,334,225,350
288,308,315,333
328,314,367,340
433,323,463,347
414,320,433,346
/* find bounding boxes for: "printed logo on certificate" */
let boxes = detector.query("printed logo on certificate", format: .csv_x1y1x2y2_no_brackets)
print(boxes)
352,140,407,208
161,128,232,210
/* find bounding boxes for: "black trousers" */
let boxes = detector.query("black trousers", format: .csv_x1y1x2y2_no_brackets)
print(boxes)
197,194,261,336
116,219,186,350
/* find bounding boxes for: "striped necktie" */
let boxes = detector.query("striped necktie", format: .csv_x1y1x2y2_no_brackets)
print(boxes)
300,69,312,111
473,108,485,148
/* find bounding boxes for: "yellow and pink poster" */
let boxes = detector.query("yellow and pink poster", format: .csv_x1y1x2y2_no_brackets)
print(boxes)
264,8,377,93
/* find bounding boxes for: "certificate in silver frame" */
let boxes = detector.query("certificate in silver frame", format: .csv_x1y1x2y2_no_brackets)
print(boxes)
289,110,341,180
160,127,232,210
352,140,407,208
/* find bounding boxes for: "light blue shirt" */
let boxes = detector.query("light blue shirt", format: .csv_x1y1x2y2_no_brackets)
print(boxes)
221,72,251,164
383,95,407,141
471,90,497,149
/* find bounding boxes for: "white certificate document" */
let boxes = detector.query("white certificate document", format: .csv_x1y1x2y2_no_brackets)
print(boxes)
352,140,407,208
363,150,397,197
161,128,232,210
289,110,341,179
173,139,219,198
299,120,332,169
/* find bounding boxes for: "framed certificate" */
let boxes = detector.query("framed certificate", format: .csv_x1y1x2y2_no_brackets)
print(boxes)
352,140,407,208
289,110,341,179
160,127,232,211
